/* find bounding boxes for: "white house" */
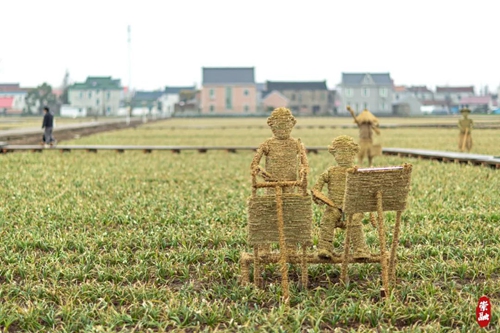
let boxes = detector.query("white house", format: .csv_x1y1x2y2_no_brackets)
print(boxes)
0,83,29,114
68,76,122,116
161,86,196,116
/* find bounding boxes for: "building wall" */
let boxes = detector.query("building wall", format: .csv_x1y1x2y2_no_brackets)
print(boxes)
262,92,289,111
0,92,27,112
160,94,179,116
339,85,394,115
434,91,474,104
277,90,330,115
201,85,256,113
69,89,121,115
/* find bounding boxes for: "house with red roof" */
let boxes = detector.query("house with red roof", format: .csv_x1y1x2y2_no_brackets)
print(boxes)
459,95,495,113
0,83,29,114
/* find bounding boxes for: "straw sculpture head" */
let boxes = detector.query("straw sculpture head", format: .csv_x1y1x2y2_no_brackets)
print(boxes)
267,107,297,139
328,135,359,167
460,107,471,118
355,109,378,124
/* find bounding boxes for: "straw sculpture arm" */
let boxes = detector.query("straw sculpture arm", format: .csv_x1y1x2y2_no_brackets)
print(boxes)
311,172,328,205
298,138,309,186
250,143,267,177
346,106,360,125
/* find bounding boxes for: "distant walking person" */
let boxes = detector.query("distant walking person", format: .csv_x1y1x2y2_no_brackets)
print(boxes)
41,106,56,146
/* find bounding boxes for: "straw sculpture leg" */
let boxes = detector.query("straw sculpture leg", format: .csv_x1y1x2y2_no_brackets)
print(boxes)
461,128,468,152
377,191,389,296
275,185,290,304
340,214,353,284
253,245,262,288
240,255,250,285
301,244,308,288
389,211,402,285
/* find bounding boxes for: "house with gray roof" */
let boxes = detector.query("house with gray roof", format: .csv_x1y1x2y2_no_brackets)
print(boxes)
263,81,334,115
201,67,257,114
338,73,394,115
68,76,122,116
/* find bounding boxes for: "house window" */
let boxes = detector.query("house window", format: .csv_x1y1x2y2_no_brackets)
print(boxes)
291,94,296,101
96,99,100,106
107,106,111,114
88,92,92,99
225,87,232,110
344,88,353,97
321,92,326,100
209,105,215,113
395,94,399,100
244,89,249,96
364,102,368,110
209,89,215,100
362,88,370,97
107,92,111,100
379,88,388,97
298,93,302,103
79,92,83,99
380,102,386,110
244,105,249,112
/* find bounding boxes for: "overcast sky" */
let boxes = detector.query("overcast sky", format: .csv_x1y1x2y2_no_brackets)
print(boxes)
1,0,499,92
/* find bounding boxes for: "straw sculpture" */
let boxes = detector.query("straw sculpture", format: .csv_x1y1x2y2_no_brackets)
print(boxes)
347,106,381,167
458,107,473,152
244,107,311,304
341,163,413,295
312,135,371,260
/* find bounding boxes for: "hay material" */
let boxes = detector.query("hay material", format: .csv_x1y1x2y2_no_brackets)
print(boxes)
343,164,413,215
251,108,309,195
340,163,413,293
313,135,370,259
248,194,312,245
346,108,381,166
245,107,311,304
355,109,380,125
458,114,473,152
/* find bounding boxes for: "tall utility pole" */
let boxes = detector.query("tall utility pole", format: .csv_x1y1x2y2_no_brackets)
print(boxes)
126,25,132,124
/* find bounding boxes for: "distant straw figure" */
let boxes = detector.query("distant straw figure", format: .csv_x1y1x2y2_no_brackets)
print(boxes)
347,106,380,167
312,135,371,260
458,106,473,152
251,107,309,194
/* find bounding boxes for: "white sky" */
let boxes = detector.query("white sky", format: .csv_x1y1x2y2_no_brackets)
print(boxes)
1,0,499,92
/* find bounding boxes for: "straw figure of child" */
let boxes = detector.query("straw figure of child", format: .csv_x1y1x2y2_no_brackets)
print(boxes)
458,106,473,152
347,106,380,167
250,107,309,253
251,107,309,194
312,135,371,260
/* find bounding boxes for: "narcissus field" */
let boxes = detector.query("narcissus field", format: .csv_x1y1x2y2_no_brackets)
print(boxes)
0,117,498,332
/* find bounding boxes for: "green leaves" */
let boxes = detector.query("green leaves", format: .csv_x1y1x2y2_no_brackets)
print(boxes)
0,118,499,331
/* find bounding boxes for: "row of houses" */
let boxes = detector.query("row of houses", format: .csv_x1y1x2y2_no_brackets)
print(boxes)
338,73,498,115
3,68,499,116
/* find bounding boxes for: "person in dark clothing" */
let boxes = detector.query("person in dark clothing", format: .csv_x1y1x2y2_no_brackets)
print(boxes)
41,106,56,146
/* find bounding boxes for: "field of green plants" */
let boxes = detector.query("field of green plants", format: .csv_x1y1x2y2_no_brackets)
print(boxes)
0,118,498,332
